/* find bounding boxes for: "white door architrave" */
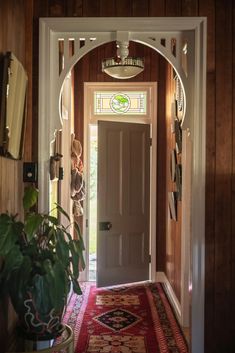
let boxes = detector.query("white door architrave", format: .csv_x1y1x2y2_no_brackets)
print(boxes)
83,82,157,287
39,17,207,353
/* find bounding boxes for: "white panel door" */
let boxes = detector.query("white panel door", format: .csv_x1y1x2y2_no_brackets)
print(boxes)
97,121,150,287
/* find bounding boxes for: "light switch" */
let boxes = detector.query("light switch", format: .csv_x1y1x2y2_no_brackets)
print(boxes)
23,162,38,183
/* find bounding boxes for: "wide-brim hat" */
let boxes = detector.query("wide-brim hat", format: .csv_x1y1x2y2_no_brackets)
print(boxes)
71,134,82,157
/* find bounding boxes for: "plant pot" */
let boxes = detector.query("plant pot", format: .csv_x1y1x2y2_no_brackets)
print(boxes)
12,291,65,340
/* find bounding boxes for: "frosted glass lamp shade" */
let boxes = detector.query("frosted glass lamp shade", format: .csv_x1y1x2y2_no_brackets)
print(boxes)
102,57,144,79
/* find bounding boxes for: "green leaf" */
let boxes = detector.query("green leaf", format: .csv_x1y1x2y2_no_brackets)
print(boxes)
0,245,23,281
74,240,85,270
22,239,37,256
73,222,85,250
8,256,32,312
43,258,54,276
48,228,56,245
45,215,58,225
30,274,53,315
72,279,82,295
23,186,39,211
69,240,81,279
24,214,43,241
18,256,32,288
53,262,68,311
55,203,70,222
61,228,72,242
43,258,57,304
0,214,21,256
55,230,70,268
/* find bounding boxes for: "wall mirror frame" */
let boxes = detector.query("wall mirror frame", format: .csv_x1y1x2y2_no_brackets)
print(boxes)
0,52,28,160
39,17,207,353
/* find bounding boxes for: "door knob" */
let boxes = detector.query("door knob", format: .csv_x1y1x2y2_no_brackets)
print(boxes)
99,221,112,231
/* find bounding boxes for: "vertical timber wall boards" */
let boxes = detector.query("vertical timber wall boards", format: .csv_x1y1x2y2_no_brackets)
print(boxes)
165,64,182,303
0,0,232,352
0,0,33,351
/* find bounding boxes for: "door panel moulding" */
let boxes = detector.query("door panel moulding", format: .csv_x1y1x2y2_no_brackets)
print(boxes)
39,17,206,353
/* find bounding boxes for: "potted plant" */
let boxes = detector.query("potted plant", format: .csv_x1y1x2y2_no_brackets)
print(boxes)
0,186,85,340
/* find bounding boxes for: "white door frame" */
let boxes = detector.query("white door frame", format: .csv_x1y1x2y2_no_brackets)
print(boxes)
83,82,157,285
39,17,207,353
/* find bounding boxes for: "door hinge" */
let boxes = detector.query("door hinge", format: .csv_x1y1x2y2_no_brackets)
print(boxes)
148,254,151,263
86,219,89,228
149,138,152,146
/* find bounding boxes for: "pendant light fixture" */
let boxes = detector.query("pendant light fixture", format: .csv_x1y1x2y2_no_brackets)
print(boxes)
102,41,144,79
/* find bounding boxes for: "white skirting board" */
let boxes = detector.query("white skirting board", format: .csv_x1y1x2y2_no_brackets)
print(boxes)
156,271,181,325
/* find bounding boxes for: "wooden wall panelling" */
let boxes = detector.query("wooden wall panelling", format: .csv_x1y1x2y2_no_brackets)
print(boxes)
170,76,182,301
0,0,25,62
74,68,84,146
0,0,27,208
149,0,165,16
143,46,151,82
89,49,100,82
232,0,235,346
214,0,233,352
24,0,34,162
165,64,175,288
66,0,83,16
131,0,149,16
74,47,90,145
32,1,49,161
48,0,66,16
0,0,33,349
156,55,167,272
96,45,104,83
7,1,26,64
103,43,116,82
181,0,198,16
33,0,49,17
0,2,6,53
83,0,100,16
100,0,116,16
198,0,216,351
114,0,132,16
98,43,110,82
164,62,183,301
150,47,159,82
174,170,182,300
164,0,183,303
130,43,145,82
165,0,182,16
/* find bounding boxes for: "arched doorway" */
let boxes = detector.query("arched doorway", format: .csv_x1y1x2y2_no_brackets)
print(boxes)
38,17,206,353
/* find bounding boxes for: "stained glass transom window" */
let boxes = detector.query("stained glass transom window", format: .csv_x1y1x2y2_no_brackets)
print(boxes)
94,91,147,115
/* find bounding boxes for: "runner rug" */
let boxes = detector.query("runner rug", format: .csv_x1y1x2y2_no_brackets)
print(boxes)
61,282,188,353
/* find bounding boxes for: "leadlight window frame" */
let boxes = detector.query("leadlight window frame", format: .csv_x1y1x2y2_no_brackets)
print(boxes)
85,82,155,125
94,90,147,116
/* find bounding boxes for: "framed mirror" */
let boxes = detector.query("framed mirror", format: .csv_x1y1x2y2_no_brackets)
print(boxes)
0,52,28,159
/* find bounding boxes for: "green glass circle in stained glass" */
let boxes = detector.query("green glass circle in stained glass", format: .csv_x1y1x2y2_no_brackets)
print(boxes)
110,93,131,114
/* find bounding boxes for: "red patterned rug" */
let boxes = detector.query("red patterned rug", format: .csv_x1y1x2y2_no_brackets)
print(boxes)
61,282,188,353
